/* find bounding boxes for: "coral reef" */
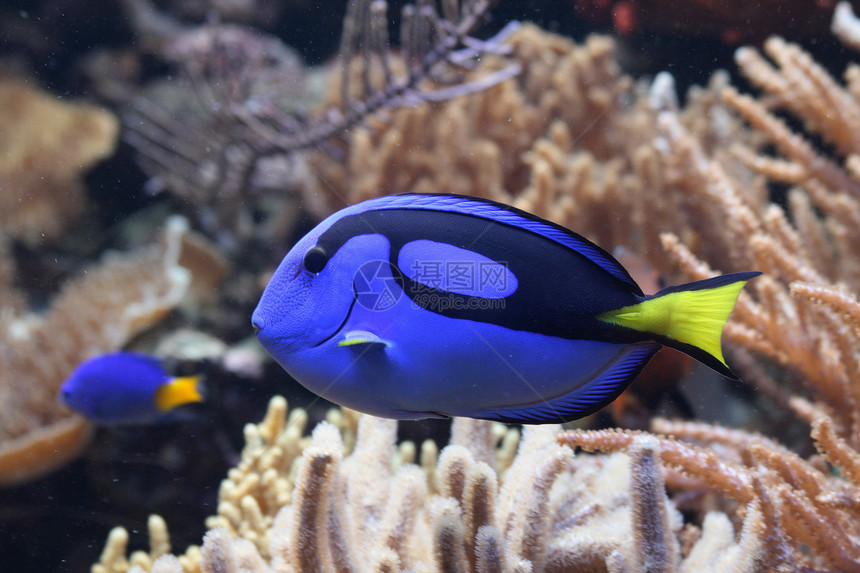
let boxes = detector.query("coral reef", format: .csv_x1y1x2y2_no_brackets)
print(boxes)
122,14,316,249
122,0,519,250
657,1,860,446
307,23,632,218
0,79,118,246
94,397,776,572
560,413,860,571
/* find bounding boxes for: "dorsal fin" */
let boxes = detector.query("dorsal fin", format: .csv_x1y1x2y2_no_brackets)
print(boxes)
355,193,642,294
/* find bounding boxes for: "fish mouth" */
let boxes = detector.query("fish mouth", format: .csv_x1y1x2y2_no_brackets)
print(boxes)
59,386,73,407
251,303,266,334
314,292,358,347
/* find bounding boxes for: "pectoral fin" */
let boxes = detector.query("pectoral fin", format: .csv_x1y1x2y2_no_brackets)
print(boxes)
337,331,392,349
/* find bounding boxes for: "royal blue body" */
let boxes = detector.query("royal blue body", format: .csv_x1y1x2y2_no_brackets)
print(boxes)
60,352,173,424
253,193,746,424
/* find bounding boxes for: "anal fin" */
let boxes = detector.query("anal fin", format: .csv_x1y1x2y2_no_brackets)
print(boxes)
474,342,661,424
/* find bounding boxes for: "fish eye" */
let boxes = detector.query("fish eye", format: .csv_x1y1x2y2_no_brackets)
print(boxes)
303,245,328,273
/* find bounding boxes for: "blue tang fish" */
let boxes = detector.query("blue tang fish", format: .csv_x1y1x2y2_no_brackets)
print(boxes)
59,352,202,425
253,193,759,424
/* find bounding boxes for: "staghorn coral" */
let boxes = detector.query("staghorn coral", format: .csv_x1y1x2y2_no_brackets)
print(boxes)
0,217,214,486
94,397,776,573
0,79,119,246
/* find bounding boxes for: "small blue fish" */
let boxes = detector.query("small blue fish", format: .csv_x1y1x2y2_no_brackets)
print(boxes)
59,352,202,425
253,194,759,424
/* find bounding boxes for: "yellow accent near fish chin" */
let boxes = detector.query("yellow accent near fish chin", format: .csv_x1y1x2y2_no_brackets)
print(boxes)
337,338,372,347
154,376,202,412
597,280,750,368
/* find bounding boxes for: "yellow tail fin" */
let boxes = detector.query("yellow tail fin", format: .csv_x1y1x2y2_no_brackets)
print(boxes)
154,376,203,412
597,272,760,377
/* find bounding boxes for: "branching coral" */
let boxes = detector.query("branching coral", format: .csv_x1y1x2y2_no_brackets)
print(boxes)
307,20,764,254
95,398,780,573
0,218,209,485
308,24,636,220
656,2,860,445
559,411,860,572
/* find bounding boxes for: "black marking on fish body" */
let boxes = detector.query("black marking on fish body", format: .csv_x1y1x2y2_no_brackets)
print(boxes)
354,193,642,292
315,199,646,341
315,295,358,347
